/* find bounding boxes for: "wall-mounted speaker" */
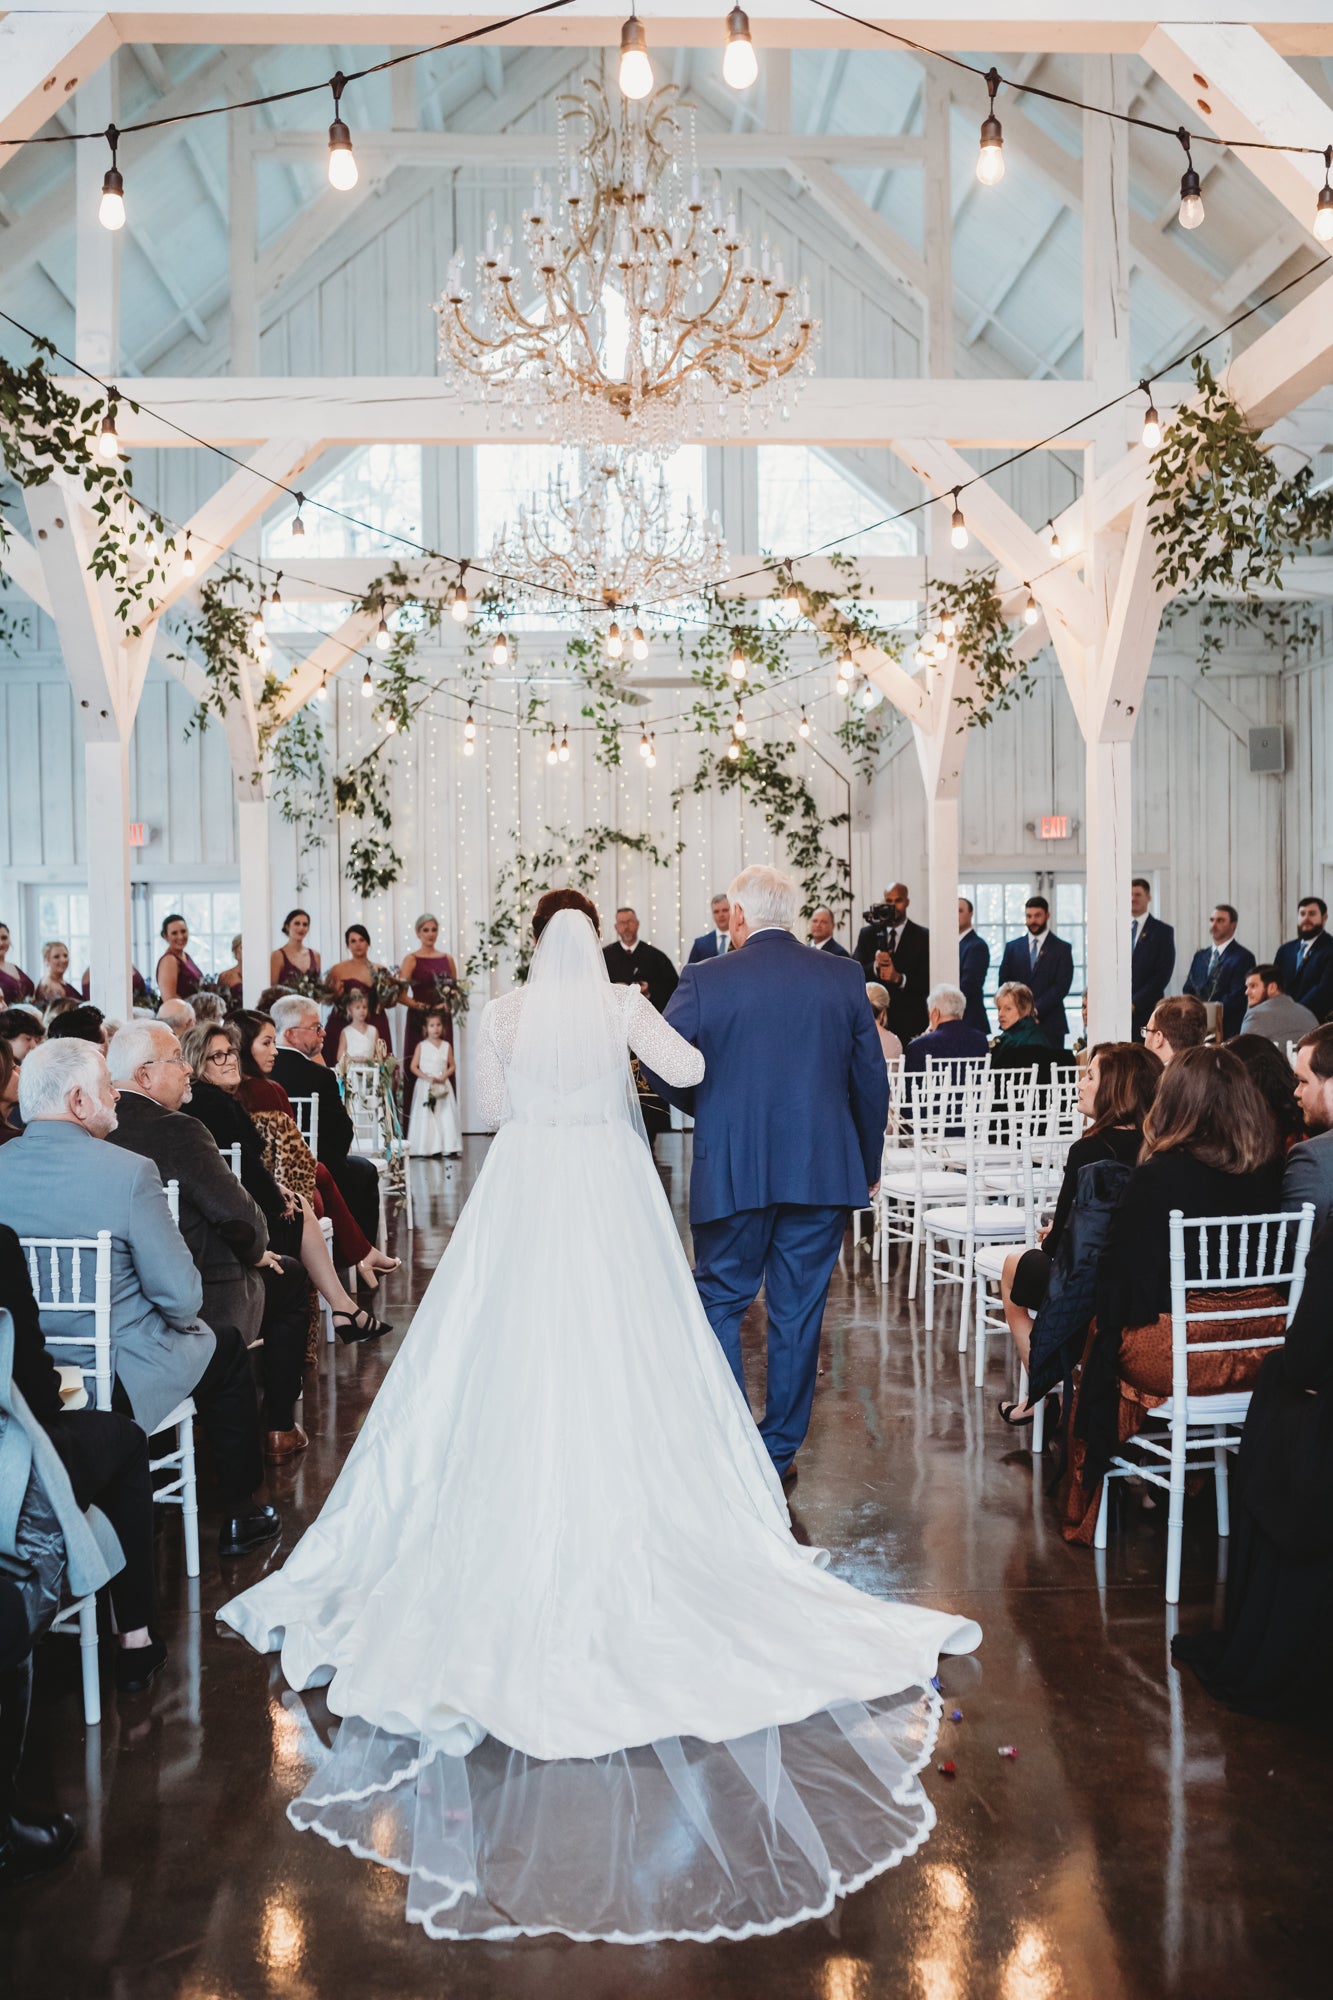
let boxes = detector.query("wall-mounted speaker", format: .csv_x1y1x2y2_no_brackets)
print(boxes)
1248,725,1285,775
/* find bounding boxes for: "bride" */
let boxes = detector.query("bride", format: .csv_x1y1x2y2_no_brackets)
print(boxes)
220,888,981,1944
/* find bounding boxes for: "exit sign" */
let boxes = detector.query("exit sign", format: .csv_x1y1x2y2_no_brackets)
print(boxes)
128,823,146,846
1040,815,1070,840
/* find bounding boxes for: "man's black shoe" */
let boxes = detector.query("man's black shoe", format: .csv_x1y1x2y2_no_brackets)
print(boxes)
0,1813,77,1888
219,1505,281,1558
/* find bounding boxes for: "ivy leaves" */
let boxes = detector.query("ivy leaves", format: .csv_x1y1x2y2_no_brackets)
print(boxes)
675,740,850,920
935,572,1033,728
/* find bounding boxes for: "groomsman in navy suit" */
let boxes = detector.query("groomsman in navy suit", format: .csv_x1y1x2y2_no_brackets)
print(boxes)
651,865,888,1486
957,898,990,1035
1130,877,1176,1041
1182,903,1255,1039
686,893,733,964
1275,897,1333,1025
808,907,852,957
997,896,1074,1047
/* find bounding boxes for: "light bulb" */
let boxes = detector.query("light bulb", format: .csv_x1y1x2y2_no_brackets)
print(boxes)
450,580,469,622
99,168,125,232
646,733,657,769
730,641,748,679
492,632,509,666
558,731,571,764
631,624,649,661
375,614,391,652
463,737,476,757
1177,136,1204,230
619,17,653,100
723,7,758,91
798,712,811,739
269,579,282,608
950,495,969,550
547,737,559,766
1316,182,1333,243
639,729,652,760
361,669,373,698
840,674,855,701
1048,521,1062,557
940,611,957,639
291,504,305,539
734,708,748,738
97,408,120,461
1141,398,1163,451
250,605,266,642
182,541,196,578
385,713,399,734
464,709,476,741
726,738,740,761
328,94,358,193
315,678,329,703
607,621,623,660
1024,590,1039,627
976,120,1005,186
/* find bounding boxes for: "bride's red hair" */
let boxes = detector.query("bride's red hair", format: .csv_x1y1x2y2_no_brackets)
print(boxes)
532,888,600,940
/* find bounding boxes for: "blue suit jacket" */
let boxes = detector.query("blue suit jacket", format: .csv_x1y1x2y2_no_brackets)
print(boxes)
811,936,852,959
958,930,990,1035
1182,938,1256,1039
654,929,889,1225
903,1020,990,1074
686,931,731,965
1275,932,1333,1024
997,932,1075,1047
1131,914,1176,1037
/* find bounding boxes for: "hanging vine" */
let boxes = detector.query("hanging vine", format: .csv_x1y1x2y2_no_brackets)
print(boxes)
675,741,851,919
935,570,1035,727
465,826,685,985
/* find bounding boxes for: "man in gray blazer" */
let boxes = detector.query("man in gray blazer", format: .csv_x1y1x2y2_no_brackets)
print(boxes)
1284,1024,1333,1231
105,1022,313,1463
0,1039,280,1559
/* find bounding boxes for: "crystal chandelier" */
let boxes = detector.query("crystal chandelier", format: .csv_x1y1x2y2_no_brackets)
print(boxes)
489,450,730,621
434,81,818,452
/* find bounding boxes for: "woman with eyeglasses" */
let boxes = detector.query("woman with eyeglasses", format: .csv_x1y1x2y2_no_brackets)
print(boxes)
179,1023,389,1343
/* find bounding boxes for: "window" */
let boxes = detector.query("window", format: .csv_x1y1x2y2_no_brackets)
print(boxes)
263,445,423,559
959,874,1086,1041
757,446,917,560
150,888,241,979
27,887,90,990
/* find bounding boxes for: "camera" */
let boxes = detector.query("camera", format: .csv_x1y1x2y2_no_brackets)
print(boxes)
862,901,896,927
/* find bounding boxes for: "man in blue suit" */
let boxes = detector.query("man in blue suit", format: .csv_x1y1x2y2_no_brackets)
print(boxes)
996,896,1074,1047
1130,878,1176,1041
685,893,733,965
957,899,990,1035
808,906,852,957
903,984,990,1072
1181,904,1255,1039
653,864,888,1485
1275,897,1333,1025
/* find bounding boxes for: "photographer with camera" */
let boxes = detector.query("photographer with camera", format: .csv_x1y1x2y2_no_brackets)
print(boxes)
853,883,931,1042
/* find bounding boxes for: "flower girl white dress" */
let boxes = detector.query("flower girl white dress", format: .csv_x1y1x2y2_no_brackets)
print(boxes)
405,1040,461,1156
220,911,981,1944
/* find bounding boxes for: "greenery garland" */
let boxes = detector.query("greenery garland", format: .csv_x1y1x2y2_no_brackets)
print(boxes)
465,826,685,984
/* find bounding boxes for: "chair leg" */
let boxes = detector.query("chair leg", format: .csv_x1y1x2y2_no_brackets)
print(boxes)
1032,1384,1046,1455
79,1596,101,1728
179,1418,200,1580
924,1228,936,1330
908,1207,922,1297
973,1279,987,1386
1094,1473,1110,1550
1165,1421,1187,1605
957,1235,975,1355
879,1198,891,1281
1214,1424,1231,1539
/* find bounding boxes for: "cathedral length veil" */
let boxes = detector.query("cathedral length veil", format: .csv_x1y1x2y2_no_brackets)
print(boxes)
220,908,981,1945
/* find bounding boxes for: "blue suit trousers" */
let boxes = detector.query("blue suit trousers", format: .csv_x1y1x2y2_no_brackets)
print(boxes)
690,1202,847,1475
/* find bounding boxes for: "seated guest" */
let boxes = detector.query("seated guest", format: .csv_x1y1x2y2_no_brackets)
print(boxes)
179,1024,386,1340
1239,963,1318,1046
157,997,197,1038
864,985,903,1062
255,986,292,1016
997,898,1074,1048
45,1004,107,1049
904,983,990,1073
1066,1047,1285,1541
1,1224,164,1696
686,895,733,963
32,942,80,1009
809,908,851,957
192,992,226,1027
0,1008,44,1063
1172,1214,1333,1716
0,1042,18,1144
105,1023,314,1461
1143,993,1207,1067
1182,904,1255,1039
0,1040,281,1559
1284,1024,1333,1231
990,982,1052,1065
997,1042,1161,1425
269,995,384,1249
1228,1034,1306,1156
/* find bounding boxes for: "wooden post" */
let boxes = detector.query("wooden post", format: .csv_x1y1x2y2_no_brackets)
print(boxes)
237,789,273,1008
83,737,134,1019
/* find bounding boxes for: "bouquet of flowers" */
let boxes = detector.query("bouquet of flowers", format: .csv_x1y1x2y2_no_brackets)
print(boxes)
432,972,472,1020
370,966,405,1014
282,968,326,1002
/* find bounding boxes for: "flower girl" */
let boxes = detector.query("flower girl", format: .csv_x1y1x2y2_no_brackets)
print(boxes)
406,1007,461,1157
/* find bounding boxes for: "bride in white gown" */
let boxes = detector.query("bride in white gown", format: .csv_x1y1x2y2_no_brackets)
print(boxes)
220,895,981,1944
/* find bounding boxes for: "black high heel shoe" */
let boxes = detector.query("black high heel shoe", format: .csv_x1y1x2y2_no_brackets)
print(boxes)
333,1306,392,1344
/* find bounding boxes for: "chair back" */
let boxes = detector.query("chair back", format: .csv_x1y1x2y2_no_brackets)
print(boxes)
222,1141,242,1178
916,1065,991,1198
1167,1203,1316,1404
288,1093,319,1152
19,1231,114,1411
165,1178,179,1224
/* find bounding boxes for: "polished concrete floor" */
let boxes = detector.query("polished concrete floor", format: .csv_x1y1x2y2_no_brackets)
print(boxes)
7,1135,1332,1999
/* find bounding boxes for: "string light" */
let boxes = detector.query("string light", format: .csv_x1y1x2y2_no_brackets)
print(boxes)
97,399,120,462
1023,587,1039,626
491,631,510,667
546,728,559,766
646,730,658,769
976,68,1005,186
327,73,358,191
726,733,741,761
618,13,653,100
639,725,652,760
268,573,282,608
940,609,957,640
291,495,306,538
1047,519,1062,557
1140,382,1163,451
1176,128,1204,230
385,711,399,733
250,597,266,643
450,566,469,621
98,125,125,230
798,708,811,739
315,675,329,702
1316,148,1333,243
839,671,856,700
631,623,649,662
730,638,749,680
462,701,476,754
733,704,748,738
558,725,571,763
723,7,759,91
182,537,195,577
375,606,391,651
782,574,802,610
606,620,623,661
360,665,373,698
950,488,969,550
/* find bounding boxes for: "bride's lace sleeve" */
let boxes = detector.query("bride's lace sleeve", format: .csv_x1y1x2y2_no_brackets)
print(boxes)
624,988,705,1086
472,997,514,1127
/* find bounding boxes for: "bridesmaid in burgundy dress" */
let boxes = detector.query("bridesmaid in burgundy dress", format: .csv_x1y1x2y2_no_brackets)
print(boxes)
0,922,35,1008
155,914,204,1005
33,941,82,1009
399,911,458,1112
321,923,394,1064
271,908,322,992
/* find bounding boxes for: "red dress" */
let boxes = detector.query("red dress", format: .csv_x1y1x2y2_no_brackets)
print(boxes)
0,964,34,1007
277,949,321,990
156,951,204,1002
402,952,457,1110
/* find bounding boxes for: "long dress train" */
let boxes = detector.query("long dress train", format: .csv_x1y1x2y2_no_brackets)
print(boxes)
221,913,981,1942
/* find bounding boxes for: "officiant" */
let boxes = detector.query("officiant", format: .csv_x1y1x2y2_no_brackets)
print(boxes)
603,909,679,1014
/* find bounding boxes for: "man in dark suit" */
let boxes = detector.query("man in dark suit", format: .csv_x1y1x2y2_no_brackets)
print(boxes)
808,907,851,957
853,883,930,1042
1275,897,1333,1024
903,985,990,1073
105,1021,312,1462
652,865,887,1484
1130,877,1176,1040
269,994,380,1245
957,899,990,1036
603,907,679,1013
686,894,733,965
1285,1024,1333,1230
997,896,1074,1047
1181,903,1255,1039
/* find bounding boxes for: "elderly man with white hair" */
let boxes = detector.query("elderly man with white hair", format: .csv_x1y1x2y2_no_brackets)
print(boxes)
650,864,889,1486
902,983,991,1073
269,993,384,1249
0,1039,281,1559
156,996,197,1037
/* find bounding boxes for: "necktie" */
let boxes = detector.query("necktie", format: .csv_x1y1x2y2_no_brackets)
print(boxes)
1209,947,1220,977
718,934,727,955
1029,934,1039,970
887,928,898,957
1300,939,1310,964
1131,919,1139,949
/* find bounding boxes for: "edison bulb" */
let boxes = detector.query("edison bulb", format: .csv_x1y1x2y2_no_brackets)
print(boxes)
619,18,653,100
328,121,358,191
1141,405,1163,451
1316,186,1333,243
723,8,759,90
1024,592,1039,627
98,176,126,231
950,510,969,551
976,118,1005,187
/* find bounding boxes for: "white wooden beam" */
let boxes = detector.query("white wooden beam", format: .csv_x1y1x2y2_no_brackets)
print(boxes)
789,160,928,302
272,605,384,723
0,531,53,614
145,436,332,621
251,127,930,169
924,72,954,376
228,98,258,374
0,10,119,168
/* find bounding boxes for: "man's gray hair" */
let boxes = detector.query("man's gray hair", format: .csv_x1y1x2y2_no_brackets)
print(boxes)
192,992,225,1025
18,1036,108,1121
926,983,966,1021
107,1020,175,1082
157,997,196,1033
271,993,320,1039
728,865,800,933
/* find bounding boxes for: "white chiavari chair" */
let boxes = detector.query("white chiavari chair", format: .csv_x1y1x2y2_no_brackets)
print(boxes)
287,1093,319,1154
1095,1203,1315,1602
920,1069,1036,1351
876,1062,985,1292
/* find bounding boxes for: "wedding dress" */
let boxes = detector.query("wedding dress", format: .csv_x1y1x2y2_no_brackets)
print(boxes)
220,910,981,1943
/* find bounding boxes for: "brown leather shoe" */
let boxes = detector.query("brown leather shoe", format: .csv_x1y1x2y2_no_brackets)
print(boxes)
264,1425,309,1462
